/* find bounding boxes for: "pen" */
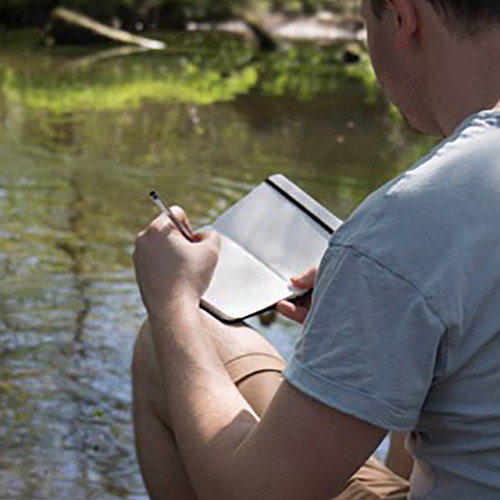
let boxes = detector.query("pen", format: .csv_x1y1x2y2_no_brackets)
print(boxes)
149,190,195,242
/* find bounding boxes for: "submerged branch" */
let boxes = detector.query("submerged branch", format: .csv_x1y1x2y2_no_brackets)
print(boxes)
66,46,151,69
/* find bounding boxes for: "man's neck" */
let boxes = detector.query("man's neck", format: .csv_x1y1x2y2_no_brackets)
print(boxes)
426,30,500,136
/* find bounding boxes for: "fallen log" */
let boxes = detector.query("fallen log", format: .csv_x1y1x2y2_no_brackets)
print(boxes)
44,7,166,49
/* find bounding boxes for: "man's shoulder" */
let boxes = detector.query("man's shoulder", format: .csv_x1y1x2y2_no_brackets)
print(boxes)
337,110,500,249
328,110,500,307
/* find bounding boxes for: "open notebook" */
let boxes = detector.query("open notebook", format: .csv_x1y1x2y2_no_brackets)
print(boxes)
201,175,343,322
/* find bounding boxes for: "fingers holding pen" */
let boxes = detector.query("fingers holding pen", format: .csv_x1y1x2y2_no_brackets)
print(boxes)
169,205,218,245
142,199,210,248
169,205,196,238
136,213,173,241
149,191,196,241
134,202,221,310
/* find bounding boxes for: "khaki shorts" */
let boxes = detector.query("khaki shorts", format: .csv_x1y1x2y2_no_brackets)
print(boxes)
226,352,410,500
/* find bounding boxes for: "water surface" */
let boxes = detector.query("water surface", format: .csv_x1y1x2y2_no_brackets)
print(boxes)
0,32,434,499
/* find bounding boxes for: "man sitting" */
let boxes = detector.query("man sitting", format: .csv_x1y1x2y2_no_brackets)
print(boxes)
132,1,500,498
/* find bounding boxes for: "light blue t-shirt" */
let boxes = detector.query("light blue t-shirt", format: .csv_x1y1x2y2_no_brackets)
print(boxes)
284,110,500,499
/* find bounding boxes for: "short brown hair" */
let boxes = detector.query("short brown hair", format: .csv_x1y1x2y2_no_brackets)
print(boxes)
370,0,500,35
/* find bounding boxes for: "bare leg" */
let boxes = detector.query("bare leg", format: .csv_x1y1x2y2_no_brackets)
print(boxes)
132,311,285,499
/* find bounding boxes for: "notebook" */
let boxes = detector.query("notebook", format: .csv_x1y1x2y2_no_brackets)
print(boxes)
201,174,343,321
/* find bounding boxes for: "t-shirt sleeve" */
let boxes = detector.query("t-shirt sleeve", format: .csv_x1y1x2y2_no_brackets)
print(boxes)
284,243,447,432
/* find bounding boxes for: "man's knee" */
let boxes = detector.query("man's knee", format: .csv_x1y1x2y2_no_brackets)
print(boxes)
132,320,170,418
133,313,286,419
199,310,283,365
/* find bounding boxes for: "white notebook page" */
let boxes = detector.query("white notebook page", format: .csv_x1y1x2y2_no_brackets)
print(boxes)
202,235,295,321
213,182,332,280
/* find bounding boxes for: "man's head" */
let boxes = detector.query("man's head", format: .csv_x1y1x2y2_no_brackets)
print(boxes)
362,0,500,136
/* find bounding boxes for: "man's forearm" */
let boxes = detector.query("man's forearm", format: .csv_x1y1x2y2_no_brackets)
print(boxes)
148,299,260,498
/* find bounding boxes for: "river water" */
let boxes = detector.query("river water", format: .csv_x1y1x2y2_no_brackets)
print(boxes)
0,32,433,499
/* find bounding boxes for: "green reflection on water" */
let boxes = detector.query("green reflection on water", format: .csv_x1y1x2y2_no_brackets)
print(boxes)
0,32,436,499
2,58,260,111
0,33,381,113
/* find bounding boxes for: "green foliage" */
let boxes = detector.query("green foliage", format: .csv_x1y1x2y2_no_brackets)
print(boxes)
0,0,250,27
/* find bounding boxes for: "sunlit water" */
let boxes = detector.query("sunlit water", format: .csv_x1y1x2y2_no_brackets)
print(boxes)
0,32,434,499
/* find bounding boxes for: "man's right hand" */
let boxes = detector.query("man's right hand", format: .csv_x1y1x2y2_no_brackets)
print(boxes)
276,267,318,324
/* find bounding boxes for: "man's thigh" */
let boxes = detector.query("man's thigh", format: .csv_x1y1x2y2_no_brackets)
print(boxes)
336,457,409,500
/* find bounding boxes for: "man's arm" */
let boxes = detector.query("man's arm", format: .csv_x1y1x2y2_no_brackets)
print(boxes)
149,305,386,500
134,212,387,500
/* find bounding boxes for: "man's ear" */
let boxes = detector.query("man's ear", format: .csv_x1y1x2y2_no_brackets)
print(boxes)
387,0,419,49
